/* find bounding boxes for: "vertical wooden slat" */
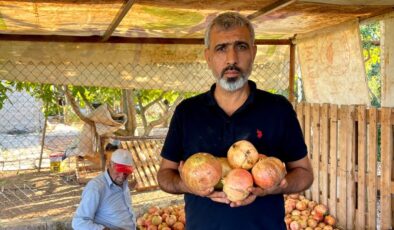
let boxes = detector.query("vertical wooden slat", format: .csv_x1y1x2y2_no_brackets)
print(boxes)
137,140,158,186
304,103,312,200
296,103,305,133
356,105,367,229
320,104,329,205
381,108,393,229
133,140,156,187
312,103,321,202
122,141,146,190
337,105,349,228
329,104,338,218
296,103,311,198
367,108,378,229
346,105,356,230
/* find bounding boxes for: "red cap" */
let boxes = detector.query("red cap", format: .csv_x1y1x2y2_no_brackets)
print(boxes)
113,163,133,174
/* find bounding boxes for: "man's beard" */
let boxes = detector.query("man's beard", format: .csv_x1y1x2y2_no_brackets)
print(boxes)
217,64,249,92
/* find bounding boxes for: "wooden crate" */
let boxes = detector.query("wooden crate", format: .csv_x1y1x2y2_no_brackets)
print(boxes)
295,103,394,229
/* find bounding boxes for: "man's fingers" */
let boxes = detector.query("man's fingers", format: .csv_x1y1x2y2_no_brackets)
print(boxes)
211,197,230,204
178,161,184,172
279,178,288,188
229,194,257,207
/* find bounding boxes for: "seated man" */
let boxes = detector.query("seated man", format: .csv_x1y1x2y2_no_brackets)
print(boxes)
72,149,136,230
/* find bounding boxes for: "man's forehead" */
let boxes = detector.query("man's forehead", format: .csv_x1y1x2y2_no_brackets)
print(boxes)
210,26,251,43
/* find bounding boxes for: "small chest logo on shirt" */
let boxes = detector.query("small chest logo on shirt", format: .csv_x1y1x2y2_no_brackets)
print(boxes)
256,129,263,139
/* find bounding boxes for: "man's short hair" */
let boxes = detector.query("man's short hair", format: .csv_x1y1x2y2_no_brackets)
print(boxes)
204,12,255,48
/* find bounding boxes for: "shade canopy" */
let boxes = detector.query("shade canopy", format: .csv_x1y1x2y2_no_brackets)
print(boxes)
0,1,393,40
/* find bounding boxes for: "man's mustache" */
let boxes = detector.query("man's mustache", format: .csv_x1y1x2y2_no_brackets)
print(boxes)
221,64,242,77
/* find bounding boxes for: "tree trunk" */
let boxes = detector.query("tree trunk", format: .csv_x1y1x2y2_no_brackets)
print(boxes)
122,89,137,136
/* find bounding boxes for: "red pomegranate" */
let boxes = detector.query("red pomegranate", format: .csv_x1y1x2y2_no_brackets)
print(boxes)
223,168,254,202
227,140,259,170
251,156,286,189
181,152,222,192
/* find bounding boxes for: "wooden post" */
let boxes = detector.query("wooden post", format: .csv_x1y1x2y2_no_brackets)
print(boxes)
289,42,295,102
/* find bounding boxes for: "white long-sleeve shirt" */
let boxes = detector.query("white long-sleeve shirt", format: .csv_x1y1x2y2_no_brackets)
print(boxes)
72,170,136,230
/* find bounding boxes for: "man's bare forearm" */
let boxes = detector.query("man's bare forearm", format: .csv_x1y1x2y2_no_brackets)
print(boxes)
282,167,313,194
157,168,188,194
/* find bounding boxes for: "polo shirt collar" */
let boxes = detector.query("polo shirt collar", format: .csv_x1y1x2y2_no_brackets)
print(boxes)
206,80,257,108
104,169,129,189
104,169,115,187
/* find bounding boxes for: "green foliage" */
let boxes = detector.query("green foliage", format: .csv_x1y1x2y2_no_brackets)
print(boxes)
360,22,381,107
70,86,122,108
1,81,62,116
0,81,13,110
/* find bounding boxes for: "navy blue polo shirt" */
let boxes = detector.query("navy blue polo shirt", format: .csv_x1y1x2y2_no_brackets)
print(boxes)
161,80,307,230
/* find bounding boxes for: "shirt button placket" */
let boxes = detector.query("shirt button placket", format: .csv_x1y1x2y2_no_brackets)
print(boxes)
223,119,233,147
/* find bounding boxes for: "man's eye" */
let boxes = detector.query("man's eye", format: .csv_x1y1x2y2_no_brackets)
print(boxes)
237,44,248,50
215,46,225,52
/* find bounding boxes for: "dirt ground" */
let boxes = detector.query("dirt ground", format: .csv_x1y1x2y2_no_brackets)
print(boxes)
0,167,183,229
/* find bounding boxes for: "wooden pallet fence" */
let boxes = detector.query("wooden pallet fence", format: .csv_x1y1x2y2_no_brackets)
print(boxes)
120,137,165,192
294,103,393,230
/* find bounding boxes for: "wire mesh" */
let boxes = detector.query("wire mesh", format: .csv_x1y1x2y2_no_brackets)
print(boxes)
0,60,289,172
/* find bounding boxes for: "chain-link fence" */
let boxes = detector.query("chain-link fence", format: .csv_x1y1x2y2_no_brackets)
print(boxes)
0,59,290,172
0,56,290,221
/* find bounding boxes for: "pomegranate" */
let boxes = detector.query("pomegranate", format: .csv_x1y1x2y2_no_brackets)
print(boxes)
181,152,222,192
217,157,232,177
223,168,254,202
165,214,177,226
314,204,328,216
252,156,286,189
289,220,300,230
312,210,324,221
307,200,317,210
324,215,336,226
172,221,185,230
307,218,318,228
295,200,307,211
227,140,259,169
148,206,159,214
151,215,162,226
214,157,232,190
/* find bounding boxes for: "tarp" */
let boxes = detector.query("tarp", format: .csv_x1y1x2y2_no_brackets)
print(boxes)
65,104,126,158
297,20,370,105
0,1,392,39
0,42,289,92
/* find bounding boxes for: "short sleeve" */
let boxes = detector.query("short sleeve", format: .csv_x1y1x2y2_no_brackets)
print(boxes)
160,106,184,163
279,99,308,162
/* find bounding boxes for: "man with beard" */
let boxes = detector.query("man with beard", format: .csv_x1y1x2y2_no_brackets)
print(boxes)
72,149,136,230
157,12,313,230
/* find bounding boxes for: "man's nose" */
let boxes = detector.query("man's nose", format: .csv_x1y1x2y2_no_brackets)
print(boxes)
226,47,238,65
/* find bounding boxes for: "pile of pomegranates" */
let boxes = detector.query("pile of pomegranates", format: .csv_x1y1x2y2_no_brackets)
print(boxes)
136,204,185,230
136,195,339,229
284,193,338,230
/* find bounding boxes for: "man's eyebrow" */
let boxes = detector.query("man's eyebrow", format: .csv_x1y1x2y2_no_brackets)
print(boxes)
214,42,230,49
235,41,250,47
214,41,250,49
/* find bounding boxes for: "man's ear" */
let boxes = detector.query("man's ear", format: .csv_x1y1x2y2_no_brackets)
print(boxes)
204,48,211,68
252,44,257,61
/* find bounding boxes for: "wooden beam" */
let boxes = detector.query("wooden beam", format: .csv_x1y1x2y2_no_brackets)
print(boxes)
247,0,297,20
0,34,292,45
102,0,136,41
